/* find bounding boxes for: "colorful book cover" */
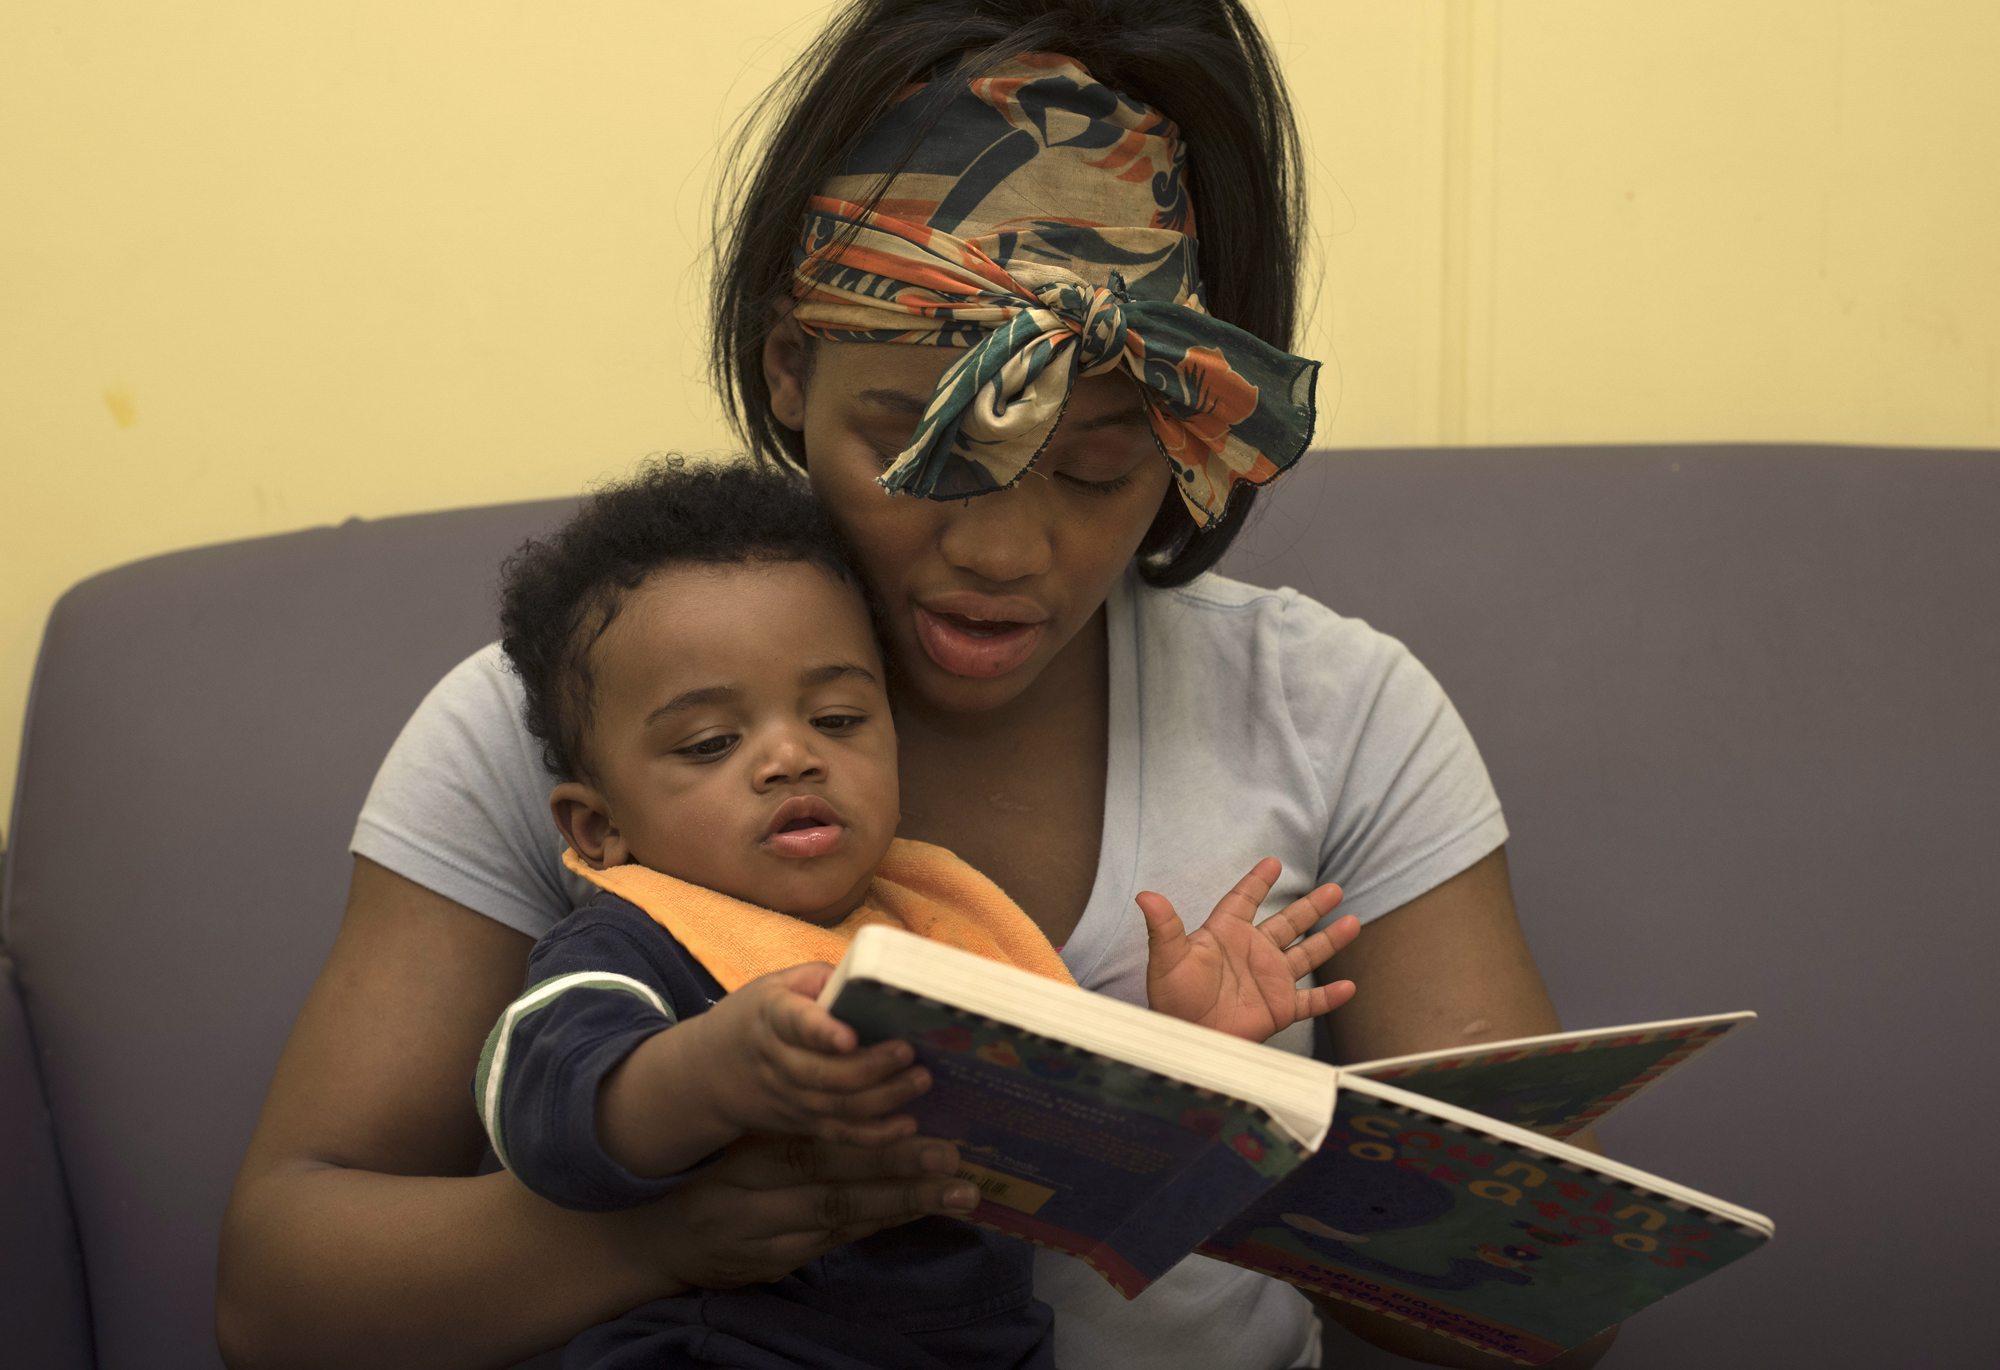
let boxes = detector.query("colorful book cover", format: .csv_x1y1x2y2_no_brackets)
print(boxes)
1198,1078,1770,1365
1349,1013,1753,1138
829,980,1311,1296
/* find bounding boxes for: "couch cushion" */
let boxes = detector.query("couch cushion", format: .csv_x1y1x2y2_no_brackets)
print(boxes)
1220,444,2000,1369
4,499,573,1370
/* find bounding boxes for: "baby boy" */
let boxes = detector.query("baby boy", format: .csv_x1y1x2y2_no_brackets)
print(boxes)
476,458,1358,1369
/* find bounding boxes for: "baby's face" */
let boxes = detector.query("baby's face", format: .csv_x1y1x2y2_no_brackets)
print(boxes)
579,560,899,924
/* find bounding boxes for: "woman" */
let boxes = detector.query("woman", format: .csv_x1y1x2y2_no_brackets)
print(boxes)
218,3,1601,1367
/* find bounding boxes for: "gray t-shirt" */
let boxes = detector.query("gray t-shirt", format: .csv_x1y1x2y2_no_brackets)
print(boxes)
353,567,1507,1370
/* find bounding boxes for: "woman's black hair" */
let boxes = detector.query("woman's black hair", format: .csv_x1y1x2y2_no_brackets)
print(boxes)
499,457,867,783
709,0,1309,587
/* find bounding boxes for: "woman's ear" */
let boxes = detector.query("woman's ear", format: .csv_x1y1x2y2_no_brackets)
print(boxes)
550,782,631,869
763,307,809,433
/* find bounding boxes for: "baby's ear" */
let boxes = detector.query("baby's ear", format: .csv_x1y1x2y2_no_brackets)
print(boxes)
550,783,626,869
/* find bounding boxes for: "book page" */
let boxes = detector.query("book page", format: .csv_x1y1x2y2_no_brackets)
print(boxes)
1343,1012,1754,1138
826,923,1337,1147
828,978,1314,1296
1199,1076,1771,1365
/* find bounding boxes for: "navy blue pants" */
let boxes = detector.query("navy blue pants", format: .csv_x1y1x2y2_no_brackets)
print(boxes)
565,1220,1057,1370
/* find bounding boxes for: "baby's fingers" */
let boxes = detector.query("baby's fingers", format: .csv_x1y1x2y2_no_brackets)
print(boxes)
784,1056,933,1135
1260,883,1345,948
1213,857,1284,925
1137,889,1188,971
809,1065,937,1139
770,1035,918,1097
817,1112,922,1148
1295,977,1357,1022
1282,910,1360,980
756,972,858,1056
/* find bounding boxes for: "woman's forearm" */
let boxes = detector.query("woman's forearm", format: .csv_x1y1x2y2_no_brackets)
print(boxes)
217,1163,675,1370
218,865,969,1368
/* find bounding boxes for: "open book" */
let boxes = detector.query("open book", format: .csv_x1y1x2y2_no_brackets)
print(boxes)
822,925,1771,1367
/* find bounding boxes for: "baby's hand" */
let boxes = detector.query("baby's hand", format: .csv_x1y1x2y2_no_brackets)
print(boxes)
702,964,930,1146
1138,858,1360,1043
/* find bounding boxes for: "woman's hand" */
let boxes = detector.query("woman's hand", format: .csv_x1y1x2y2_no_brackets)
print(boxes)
1138,857,1359,1042
644,1131,981,1290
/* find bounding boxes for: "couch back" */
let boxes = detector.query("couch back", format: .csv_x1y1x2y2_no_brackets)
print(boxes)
5,445,1996,1368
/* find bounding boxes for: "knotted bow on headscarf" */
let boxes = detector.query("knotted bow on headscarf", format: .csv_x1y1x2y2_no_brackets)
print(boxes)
789,52,1319,528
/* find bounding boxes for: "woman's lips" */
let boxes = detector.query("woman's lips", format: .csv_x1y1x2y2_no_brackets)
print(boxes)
912,605,1046,679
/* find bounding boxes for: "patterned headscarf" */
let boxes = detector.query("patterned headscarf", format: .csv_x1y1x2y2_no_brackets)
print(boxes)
790,52,1318,529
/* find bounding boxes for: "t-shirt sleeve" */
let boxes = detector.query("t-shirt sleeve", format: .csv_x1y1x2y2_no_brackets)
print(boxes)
1277,592,1509,926
349,643,584,939
473,904,698,1211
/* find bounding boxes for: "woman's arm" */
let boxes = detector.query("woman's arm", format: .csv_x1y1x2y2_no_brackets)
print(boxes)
217,858,970,1370
1324,849,1557,1063
1309,849,1618,1369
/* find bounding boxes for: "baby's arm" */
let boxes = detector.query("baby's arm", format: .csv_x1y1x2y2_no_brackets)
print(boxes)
477,905,925,1209
596,962,926,1179
1138,858,1360,1044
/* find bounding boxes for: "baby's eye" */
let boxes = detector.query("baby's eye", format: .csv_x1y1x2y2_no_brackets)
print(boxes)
676,734,737,759
814,713,867,734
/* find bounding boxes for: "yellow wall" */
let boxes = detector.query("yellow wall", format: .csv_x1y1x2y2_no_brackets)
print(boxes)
4,1,1997,832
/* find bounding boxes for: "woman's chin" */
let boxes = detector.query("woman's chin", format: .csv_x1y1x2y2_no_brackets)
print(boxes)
894,643,1051,716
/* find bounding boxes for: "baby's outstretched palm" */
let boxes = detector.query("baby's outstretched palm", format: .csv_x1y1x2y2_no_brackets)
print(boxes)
1139,858,1358,1043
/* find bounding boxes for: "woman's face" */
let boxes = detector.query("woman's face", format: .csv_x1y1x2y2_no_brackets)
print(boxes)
766,328,1175,717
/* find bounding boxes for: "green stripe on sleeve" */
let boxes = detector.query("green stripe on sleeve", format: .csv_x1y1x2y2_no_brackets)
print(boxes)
474,972,673,1174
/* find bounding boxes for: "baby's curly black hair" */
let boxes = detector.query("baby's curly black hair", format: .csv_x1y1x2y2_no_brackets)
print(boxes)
499,456,869,784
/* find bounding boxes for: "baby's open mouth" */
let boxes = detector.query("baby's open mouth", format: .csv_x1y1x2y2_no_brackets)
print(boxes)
763,796,847,858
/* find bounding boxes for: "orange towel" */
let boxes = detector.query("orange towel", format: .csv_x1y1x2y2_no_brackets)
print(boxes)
563,838,1075,991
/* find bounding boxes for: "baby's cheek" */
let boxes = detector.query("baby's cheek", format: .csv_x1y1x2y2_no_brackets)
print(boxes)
857,757,903,833
632,784,746,877
670,805,741,857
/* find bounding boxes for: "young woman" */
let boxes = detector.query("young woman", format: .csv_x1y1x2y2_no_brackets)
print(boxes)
218,4,1605,1367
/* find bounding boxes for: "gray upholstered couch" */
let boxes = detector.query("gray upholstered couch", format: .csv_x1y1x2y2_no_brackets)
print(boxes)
4,445,1995,1368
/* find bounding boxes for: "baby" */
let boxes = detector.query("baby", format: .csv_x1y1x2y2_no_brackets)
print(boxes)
477,458,1358,1369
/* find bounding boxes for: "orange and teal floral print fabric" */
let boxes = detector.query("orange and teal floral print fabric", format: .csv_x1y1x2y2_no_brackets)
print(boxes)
789,53,1319,529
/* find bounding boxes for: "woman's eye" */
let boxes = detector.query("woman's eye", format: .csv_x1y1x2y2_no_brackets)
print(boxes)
676,734,737,759
1056,469,1136,495
1049,442,1149,495
863,427,918,469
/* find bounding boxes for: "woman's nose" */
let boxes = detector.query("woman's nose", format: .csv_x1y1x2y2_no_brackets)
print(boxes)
935,481,1055,584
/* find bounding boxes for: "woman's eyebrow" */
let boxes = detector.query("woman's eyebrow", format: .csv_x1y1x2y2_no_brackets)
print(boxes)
855,387,928,416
